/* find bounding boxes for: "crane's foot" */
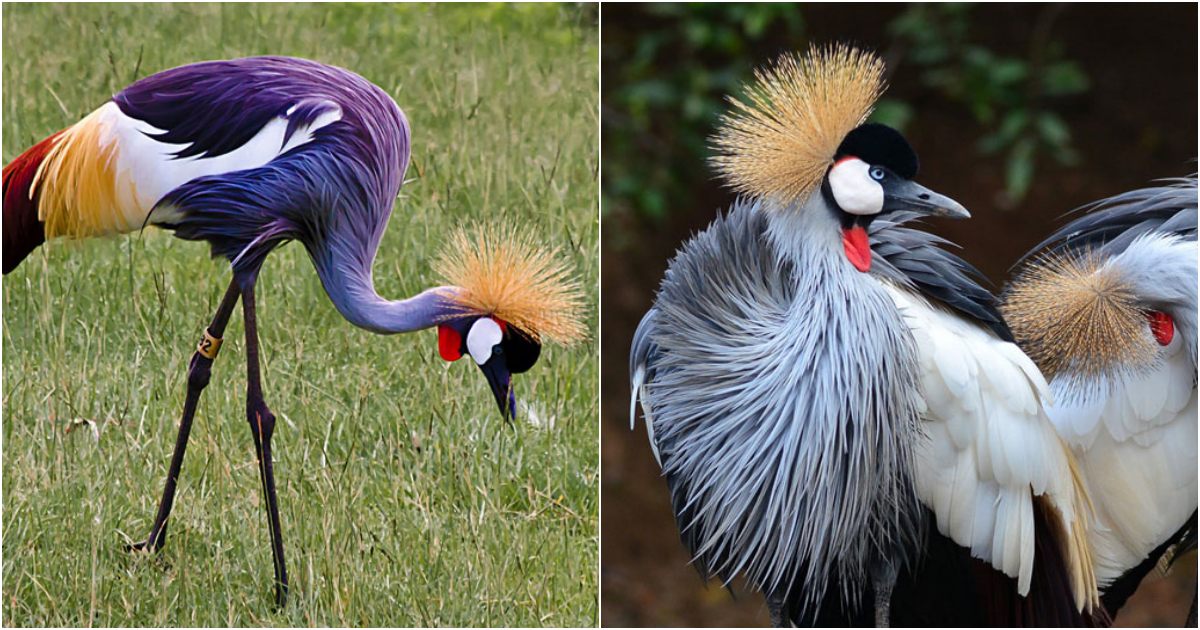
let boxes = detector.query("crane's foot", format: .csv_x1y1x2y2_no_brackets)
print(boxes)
126,525,167,554
126,539,156,553
123,532,173,573
273,581,289,610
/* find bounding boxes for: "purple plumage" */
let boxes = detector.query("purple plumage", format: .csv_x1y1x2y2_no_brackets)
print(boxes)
126,57,408,287
107,56,435,335
3,55,576,607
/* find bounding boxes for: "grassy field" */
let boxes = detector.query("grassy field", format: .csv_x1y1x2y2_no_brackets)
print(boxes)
2,3,598,626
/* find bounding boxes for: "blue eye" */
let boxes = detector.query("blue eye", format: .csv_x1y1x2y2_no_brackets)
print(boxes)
869,166,886,181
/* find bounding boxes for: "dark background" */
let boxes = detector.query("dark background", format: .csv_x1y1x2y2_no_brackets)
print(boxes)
601,3,1197,626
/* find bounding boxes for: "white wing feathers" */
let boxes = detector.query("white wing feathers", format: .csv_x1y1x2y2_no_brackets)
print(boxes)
1046,347,1197,584
101,101,341,229
885,284,1096,608
1049,346,1194,448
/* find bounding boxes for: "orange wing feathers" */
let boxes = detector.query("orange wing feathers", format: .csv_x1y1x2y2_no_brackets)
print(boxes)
32,107,134,239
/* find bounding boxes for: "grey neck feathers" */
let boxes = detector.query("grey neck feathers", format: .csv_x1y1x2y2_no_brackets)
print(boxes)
762,194,844,261
646,195,924,616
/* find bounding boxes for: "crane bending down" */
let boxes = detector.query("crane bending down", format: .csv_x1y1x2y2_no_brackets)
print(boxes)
1004,175,1197,622
629,46,1101,625
2,56,584,607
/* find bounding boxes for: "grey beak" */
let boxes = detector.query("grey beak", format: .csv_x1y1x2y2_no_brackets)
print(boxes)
883,179,971,219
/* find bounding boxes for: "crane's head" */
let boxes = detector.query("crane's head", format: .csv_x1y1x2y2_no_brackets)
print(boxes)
710,44,969,272
1004,178,1198,389
435,315,541,419
433,223,585,421
1005,239,1196,384
824,123,969,271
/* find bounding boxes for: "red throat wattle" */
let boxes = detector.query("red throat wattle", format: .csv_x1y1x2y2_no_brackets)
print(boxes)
842,226,871,273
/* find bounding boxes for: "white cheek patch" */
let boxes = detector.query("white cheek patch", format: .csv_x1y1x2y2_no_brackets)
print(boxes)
828,157,884,216
466,317,503,365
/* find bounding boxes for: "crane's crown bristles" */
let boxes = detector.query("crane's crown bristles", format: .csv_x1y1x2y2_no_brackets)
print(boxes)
710,44,886,206
435,223,586,344
1003,252,1155,379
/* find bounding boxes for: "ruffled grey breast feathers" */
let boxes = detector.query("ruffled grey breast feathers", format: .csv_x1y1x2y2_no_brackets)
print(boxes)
634,199,925,615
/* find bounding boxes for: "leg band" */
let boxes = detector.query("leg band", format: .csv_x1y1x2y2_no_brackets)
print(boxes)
197,329,223,359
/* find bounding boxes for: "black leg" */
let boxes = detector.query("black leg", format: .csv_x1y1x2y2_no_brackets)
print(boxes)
871,558,898,628
766,590,788,628
130,280,240,553
240,277,289,608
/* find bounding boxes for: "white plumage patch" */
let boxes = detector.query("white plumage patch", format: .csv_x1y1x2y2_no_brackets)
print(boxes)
466,317,502,365
1045,340,1196,584
827,157,883,215
96,101,342,228
884,284,1094,607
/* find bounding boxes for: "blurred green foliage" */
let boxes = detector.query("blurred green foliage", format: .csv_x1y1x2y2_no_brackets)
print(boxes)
603,3,1090,224
603,4,806,222
889,4,1088,204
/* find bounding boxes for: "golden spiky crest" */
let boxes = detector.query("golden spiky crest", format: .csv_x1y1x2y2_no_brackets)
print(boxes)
1003,252,1155,380
435,223,586,344
710,44,886,205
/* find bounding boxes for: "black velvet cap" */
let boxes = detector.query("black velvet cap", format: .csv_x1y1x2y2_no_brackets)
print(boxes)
835,123,919,179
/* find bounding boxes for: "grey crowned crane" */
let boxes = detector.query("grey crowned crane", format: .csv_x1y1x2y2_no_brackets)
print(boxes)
1004,175,1198,623
629,45,1101,626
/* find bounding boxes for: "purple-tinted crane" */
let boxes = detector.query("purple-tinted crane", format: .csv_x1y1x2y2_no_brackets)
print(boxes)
3,56,583,606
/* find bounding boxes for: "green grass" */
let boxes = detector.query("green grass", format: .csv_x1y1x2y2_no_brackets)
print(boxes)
2,3,598,626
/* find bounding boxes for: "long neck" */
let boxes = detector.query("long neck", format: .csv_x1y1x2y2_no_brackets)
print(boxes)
766,195,929,578
763,193,844,265
311,245,457,335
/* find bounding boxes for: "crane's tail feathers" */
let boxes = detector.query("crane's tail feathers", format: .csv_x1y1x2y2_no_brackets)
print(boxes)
33,106,136,240
434,223,586,344
2,130,64,273
969,500,1107,625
